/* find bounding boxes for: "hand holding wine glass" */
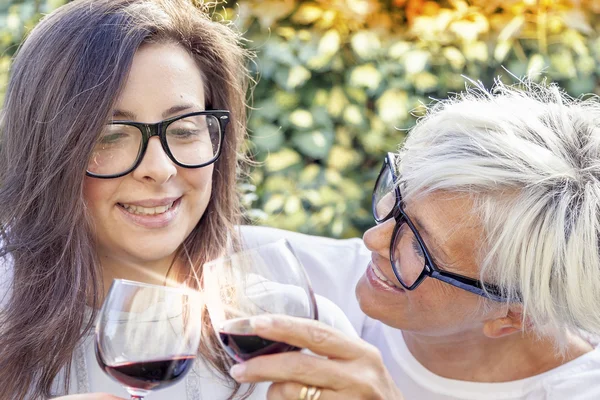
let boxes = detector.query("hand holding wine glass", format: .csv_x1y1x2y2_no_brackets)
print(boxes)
95,279,203,400
203,239,319,363
227,315,405,400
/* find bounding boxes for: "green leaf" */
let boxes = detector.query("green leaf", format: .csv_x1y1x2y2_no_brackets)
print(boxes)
350,63,382,91
265,149,302,172
292,129,333,159
251,124,285,152
286,65,311,89
376,89,409,125
289,109,314,129
351,31,381,60
403,50,430,75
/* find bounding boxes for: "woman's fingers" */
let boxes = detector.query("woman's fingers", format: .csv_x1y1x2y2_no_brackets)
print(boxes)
249,315,369,360
267,382,335,400
230,351,347,390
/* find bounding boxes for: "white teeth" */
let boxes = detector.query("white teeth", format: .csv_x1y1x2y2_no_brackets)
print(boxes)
371,263,401,289
121,202,174,215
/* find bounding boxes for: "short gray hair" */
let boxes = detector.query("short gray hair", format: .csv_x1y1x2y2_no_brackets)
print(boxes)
398,79,600,347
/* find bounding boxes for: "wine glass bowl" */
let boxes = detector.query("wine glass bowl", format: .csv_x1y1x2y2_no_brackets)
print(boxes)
203,239,318,363
95,279,203,399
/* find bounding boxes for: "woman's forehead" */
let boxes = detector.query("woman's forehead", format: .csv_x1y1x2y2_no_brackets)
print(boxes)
406,191,483,272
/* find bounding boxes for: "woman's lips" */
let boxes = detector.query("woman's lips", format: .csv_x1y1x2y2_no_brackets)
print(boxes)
366,261,405,293
117,197,182,228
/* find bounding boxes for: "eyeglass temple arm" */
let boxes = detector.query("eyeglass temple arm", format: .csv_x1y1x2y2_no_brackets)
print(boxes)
430,270,509,303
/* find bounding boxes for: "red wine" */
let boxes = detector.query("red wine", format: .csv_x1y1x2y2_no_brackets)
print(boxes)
218,318,299,362
98,354,195,391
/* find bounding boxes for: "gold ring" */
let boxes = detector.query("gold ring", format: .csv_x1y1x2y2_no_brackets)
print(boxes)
298,386,309,400
309,388,322,400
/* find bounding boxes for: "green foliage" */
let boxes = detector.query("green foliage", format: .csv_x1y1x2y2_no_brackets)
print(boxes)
2,0,599,238
234,0,600,238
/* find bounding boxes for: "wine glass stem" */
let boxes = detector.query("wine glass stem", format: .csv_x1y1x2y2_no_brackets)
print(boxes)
130,396,144,400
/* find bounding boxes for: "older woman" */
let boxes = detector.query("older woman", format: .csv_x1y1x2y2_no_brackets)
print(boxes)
231,81,600,400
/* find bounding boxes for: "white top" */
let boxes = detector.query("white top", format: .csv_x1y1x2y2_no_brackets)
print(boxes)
362,317,600,400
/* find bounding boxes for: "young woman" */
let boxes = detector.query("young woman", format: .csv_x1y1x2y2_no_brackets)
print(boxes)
0,1,365,399
231,82,600,400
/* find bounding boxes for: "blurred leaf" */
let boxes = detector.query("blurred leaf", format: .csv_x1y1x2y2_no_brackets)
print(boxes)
351,31,381,59
265,148,302,172
289,109,314,128
561,9,594,35
494,40,512,63
251,0,295,28
291,3,323,25
327,145,362,171
284,196,302,214
443,46,466,70
287,65,311,89
388,41,411,60
299,164,321,183
327,86,349,118
403,50,430,75
497,15,524,41
527,53,547,77
550,48,577,79
274,90,300,110
376,89,409,125
463,41,488,63
264,194,285,214
411,71,438,93
251,124,285,152
350,63,382,90
318,29,341,57
292,129,333,159
343,104,365,126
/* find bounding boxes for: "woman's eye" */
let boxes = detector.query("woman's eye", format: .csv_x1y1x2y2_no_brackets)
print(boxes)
99,132,128,144
412,238,425,258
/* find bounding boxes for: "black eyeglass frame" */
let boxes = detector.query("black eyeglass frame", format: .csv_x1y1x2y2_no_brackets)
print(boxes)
86,110,230,179
372,153,507,303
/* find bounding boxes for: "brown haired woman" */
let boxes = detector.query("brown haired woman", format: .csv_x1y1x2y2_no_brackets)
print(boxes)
0,0,375,399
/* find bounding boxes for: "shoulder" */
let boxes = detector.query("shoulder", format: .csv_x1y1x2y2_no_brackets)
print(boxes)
540,346,600,400
237,225,369,277
238,225,368,255
237,225,370,335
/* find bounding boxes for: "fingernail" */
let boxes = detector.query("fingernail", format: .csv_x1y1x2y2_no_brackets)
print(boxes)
229,363,246,380
251,315,272,330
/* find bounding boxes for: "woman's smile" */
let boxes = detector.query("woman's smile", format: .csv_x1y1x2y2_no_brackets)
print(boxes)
116,196,183,229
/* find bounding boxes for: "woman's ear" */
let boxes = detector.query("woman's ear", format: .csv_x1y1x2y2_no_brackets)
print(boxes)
482,308,527,339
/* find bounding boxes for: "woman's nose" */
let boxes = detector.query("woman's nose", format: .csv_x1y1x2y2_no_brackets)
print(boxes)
131,136,177,184
362,218,395,258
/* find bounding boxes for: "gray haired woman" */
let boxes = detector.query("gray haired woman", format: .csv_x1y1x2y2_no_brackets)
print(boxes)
231,81,600,400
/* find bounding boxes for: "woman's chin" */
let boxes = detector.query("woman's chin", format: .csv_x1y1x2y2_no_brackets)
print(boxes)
355,273,413,329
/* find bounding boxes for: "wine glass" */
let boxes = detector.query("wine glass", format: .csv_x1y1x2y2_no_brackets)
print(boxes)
203,239,318,363
95,279,203,399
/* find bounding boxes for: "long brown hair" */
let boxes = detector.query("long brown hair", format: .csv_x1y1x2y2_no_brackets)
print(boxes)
0,0,250,398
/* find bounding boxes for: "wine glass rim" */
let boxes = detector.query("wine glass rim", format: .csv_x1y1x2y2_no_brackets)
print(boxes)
203,238,293,268
111,278,201,295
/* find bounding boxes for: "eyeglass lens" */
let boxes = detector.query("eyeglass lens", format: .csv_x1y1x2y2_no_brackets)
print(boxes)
373,160,427,288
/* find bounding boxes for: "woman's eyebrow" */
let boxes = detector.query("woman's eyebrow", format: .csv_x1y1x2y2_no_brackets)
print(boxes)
111,103,203,121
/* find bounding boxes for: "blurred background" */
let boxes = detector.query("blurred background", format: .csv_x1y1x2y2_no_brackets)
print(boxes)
1,0,599,238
